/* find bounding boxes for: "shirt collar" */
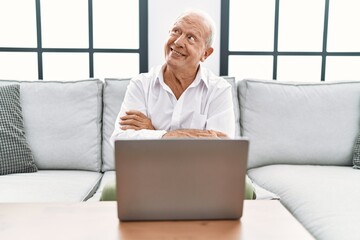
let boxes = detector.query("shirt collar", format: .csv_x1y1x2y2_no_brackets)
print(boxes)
192,64,209,89
155,64,209,89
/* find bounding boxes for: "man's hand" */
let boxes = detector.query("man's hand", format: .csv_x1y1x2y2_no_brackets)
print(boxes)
119,110,155,130
162,129,228,139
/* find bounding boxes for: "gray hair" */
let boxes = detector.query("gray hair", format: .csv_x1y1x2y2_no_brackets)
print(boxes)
174,10,216,48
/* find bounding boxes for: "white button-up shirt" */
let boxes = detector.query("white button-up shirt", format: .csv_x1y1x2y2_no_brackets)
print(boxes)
110,65,235,142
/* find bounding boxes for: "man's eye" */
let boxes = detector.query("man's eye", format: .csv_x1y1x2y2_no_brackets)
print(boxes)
188,35,195,41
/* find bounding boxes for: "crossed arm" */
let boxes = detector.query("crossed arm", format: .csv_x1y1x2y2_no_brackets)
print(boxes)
119,110,228,138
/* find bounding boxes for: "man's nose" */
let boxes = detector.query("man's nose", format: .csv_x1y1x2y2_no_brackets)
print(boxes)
174,34,185,47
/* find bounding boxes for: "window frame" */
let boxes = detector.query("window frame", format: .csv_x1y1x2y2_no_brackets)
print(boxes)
220,0,360,81
0,0,148,80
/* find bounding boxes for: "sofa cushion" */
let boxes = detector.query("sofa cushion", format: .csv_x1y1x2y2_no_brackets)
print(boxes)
225,77,241,137
0,79,103,171
0,170,102,202
102,77,240,171
0,85,37,175
352,133,360,169
102,78,131,172
87,170,115,201
248,165,360,240
239,79,360,169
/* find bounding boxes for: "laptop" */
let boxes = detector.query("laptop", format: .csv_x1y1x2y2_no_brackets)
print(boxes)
114,138,249,221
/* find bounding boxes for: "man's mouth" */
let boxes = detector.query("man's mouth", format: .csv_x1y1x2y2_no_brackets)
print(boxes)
171,48,185,56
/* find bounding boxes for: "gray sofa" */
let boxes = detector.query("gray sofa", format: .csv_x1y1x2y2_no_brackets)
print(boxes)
1,78,359,240
241,79,360,240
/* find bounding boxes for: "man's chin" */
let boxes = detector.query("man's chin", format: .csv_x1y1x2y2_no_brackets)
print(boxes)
165,59,183,69
167,54,184,62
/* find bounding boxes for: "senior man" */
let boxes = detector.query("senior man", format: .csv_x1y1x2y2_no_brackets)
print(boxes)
110,10,233,141
105,10,255,200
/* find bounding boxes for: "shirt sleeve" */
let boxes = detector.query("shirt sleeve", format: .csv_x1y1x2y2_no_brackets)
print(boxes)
205,84,236,138
109,76,167,147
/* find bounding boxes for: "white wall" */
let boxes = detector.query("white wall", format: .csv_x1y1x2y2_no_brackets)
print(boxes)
148,0,221,75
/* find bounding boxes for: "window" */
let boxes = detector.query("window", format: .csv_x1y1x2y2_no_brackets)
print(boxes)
221,0,360,81
0,0,148,80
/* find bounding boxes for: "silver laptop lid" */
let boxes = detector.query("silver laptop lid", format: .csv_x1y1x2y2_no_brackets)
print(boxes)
115,138,249,221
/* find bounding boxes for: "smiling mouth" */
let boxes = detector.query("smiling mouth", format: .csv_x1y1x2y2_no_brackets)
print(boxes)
171,48,185,57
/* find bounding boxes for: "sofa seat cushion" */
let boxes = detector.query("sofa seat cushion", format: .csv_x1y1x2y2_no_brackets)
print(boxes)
248,165,360,240
87,171,115,201
88,171,258,201
0,170,102,202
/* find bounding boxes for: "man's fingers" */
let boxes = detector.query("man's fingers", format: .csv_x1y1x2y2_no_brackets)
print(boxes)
212,130,228,138
119,110,155,130
120,125,140,130
196,131,213,137
163,129,228,138
120,119,141,127
120,114,142,121
125,110,146,118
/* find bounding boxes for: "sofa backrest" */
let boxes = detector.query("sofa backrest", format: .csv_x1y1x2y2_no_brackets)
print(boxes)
102,77,240,171
226,77,241,137
239,79,360,169
102,78,130,172
0,79,103,171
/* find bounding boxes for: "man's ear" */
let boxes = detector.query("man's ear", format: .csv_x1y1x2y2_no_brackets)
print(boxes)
201,47,214,62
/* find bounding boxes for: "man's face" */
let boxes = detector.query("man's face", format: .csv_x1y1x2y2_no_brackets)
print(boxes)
164,14,213,70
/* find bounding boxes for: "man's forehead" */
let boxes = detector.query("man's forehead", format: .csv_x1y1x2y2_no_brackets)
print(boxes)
176,14,207,27
173,15,209,34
